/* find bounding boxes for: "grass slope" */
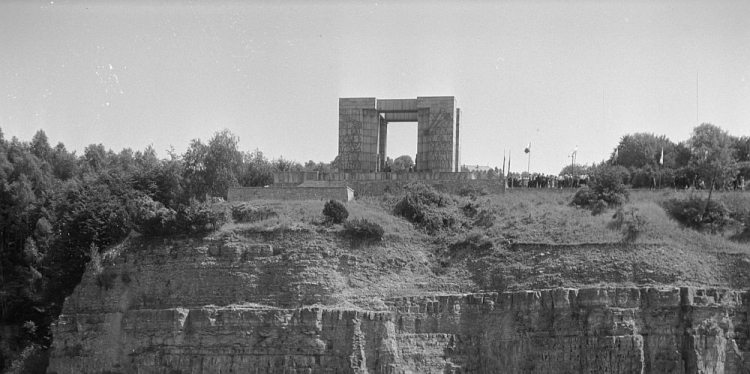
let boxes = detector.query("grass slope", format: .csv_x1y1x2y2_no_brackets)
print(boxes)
216,188,750,309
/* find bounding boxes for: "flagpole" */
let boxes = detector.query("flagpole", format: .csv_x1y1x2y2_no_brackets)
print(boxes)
508,151,512,188
527,145,531,184
503,149,507,180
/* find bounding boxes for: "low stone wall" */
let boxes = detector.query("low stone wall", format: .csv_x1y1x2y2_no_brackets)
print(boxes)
273,171,501,184
228,186,354,202
301,178,506,197
273,172,507,197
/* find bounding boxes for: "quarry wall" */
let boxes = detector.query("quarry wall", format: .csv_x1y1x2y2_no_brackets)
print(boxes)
46,236,750,374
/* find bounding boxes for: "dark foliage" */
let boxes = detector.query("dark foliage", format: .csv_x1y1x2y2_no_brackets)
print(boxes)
661,194,733,233
607,207,646,243
457,184,488,199
323,199,349,224
343,218,384,241
461,201,495,228
572,166,629,211
230,203,277,223
571,186,597,207
393,183,456,231
0,127,329,368
589,166,630,206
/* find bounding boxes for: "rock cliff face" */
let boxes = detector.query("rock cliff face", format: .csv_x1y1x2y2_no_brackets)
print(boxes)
47,235,750,374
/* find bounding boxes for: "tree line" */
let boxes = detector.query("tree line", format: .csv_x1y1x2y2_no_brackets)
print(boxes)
0,128,329,369
562,123,749,190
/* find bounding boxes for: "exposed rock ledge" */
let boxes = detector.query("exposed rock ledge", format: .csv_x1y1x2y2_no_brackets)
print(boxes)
47,238,749,373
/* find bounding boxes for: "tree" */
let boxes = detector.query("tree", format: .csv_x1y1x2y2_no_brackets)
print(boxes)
50,142,79,181
611,133,676,169
687,123,738,217
487,168,497,179
204,129,243,199
30,130,52,163
392,155,414,172
82,143,110,173
239,149,273,187
272,156,302,172
558,164,590,176
182,138,209,198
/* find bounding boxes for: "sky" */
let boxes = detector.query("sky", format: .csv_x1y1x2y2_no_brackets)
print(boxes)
1,0,748,175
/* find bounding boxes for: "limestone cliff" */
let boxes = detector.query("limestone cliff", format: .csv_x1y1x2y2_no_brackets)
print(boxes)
47,233,750,374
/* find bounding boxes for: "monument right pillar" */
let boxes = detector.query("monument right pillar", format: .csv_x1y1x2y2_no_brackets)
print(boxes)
416,96,457,172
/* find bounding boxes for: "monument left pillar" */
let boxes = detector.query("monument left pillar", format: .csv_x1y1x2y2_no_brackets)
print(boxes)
338,98,379,172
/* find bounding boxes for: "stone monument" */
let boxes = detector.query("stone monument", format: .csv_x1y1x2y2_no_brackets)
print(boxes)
338,96,460,173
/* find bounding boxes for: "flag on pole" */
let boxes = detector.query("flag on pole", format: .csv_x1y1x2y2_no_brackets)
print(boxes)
659,147,664,165
503,151,506,177
508,151,511,174
524,143,531,154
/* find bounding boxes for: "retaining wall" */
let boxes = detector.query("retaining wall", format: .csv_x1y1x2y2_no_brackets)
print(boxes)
228,186,354,202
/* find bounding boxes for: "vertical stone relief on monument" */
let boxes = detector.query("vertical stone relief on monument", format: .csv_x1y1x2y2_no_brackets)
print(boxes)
428,109,454,171
338,109,362,171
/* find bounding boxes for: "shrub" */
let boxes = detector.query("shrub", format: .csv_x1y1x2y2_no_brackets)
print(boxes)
394,183,457,231
571,166,629,211
589,166,630,206
607,207,646,243
457,184,488,199
591,199,609,216
571,186,597,207
175,199,228,233
343,218,384,241
661,194,733,233
470,206,496,228
137,199,227,236
139,206,179,236
231,203,277,223
323,199,349,224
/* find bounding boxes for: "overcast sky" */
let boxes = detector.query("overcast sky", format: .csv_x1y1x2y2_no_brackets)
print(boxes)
1,0,748,174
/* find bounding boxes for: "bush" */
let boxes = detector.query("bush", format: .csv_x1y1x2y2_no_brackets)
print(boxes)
394,183,457,231
571,166,629,210
589,166,630,206
231,203,277,223
607,207,646,243
139,206,179,236
137,199,227,236
661,194,733,233
176,200,228,233
343,218,384,241
571,186,597,207
457,184,488,199
323,199,349,224
462,201,496,228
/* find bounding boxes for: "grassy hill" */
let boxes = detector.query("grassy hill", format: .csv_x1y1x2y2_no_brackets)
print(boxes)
214,186,750,310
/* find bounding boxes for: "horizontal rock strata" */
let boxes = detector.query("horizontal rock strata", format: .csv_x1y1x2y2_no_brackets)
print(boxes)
47,238,750,373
